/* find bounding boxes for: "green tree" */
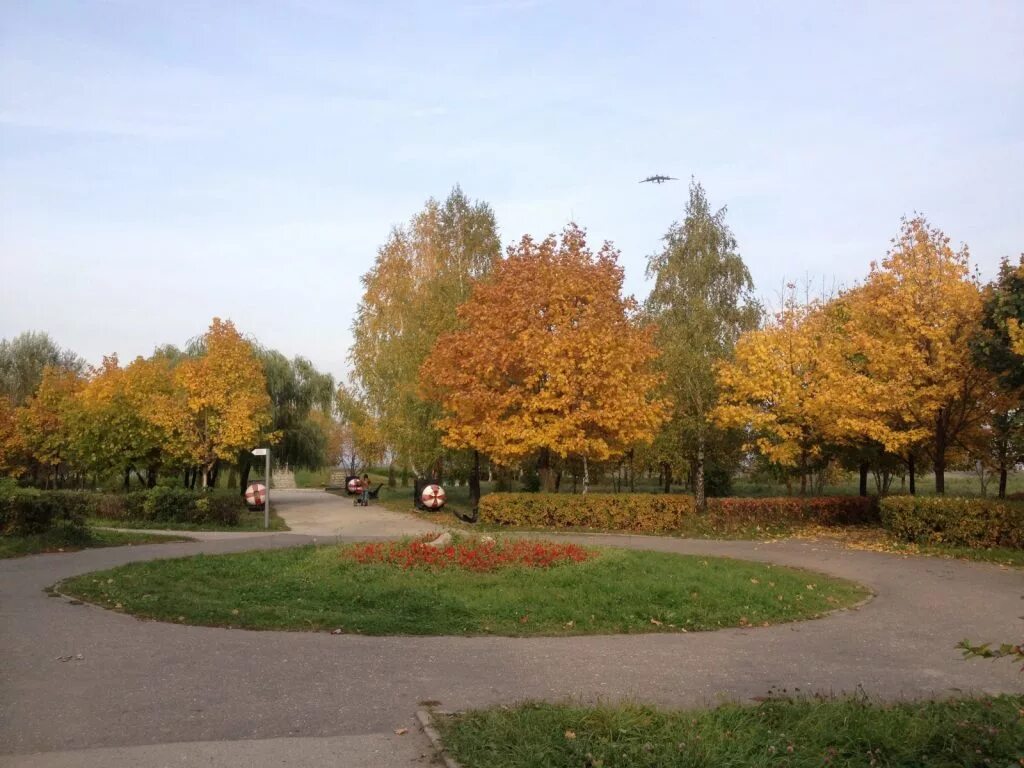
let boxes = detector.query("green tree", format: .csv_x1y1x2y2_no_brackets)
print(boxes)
350,185,501,477
0,331,83,406
645,181,761,508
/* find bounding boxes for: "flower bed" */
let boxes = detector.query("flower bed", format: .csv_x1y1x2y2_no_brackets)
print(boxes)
345,537,595,572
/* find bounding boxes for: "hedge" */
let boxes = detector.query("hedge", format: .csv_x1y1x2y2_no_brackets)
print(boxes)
92,487,244,526
0,490,89,537
881,496,1024,549
477,493,878,535
1,487,246,535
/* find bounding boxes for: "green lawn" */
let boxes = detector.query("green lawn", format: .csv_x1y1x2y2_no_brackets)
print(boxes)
437,697,1024,768
0,525,190,559
58,542,868,635
86,508,289,532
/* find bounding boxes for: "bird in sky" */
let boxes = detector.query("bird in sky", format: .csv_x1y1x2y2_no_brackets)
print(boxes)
639,175,678,184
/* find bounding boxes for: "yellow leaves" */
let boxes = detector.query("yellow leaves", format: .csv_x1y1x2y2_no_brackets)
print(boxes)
1007,318,1024,357
424,224,667,465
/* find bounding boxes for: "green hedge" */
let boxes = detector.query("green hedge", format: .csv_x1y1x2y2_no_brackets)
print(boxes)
881,496,1024,549
0,490,89,537
477,493,877,535
93,487,243,526
1,487,245,535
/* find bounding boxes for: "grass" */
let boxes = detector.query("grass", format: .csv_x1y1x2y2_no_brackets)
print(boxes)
0,524,190,559
58,541,868,635
437,696,1024,768
86,508,289,532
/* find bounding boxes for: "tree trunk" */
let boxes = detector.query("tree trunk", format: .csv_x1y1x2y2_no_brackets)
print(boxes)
628,449,635,493
859,461,869,497
401,466,408,487
468,450,481,516
537,448,555,492
908,454,916,496
581,455,590,495
147,462,158,488
934,411,947,495
662,462,672,494
123,467,131,491
999,465,1008,499
694,435,706,511
388,463,396,488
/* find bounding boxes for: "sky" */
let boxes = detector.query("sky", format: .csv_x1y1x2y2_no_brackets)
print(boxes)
1,0,1022,383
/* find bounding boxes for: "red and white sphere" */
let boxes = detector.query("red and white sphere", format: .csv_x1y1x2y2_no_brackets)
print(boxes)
244,482,267,508
346,477,360,494
420,484,446,510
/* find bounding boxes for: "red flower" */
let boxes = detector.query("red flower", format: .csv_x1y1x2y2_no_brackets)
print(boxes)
343,538,595,572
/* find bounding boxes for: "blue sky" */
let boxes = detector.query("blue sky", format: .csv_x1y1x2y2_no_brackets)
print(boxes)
2,0,1022,382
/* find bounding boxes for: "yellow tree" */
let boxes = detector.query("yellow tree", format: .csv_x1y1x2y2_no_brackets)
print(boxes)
170,319,272,487
845,216,986,493
0,395,23,477
713,289,841,494
423,224,667,493
16,366,84,487
350,187,501,477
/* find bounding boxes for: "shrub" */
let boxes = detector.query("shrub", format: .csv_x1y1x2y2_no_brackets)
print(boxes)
479,493,697,533
0,490,90,537
92,488,244,526
478,493,878,535
881,496,1024,549
345,537,595,571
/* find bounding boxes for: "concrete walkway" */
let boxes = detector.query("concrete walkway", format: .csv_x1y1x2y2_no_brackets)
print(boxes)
1,489,1021,766
271,488,443,538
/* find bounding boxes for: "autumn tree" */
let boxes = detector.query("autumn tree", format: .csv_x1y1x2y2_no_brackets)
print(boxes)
423,224,667,493
0,394,23,477
645,180,761,507
350,186,501,478
165,319,272,487
16,366,84,487
846,216,986,494
971,255,1024,497
713,289,839,494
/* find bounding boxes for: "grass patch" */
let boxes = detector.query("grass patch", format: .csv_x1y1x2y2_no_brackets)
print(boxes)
86,508,289,532
437,697,1024,767
58,541,868,635
0,525,189,559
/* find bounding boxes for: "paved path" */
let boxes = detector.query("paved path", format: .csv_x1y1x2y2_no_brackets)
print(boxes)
270,488,443,538
1,489,1021,766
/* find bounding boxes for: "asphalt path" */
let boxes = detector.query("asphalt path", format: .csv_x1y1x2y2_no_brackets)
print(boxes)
1,489,1021,766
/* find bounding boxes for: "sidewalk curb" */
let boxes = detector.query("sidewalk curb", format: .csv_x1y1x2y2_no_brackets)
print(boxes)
416,709,463,768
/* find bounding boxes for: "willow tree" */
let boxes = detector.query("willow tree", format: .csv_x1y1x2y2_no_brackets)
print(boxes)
645,181,760,507
350,186,500,478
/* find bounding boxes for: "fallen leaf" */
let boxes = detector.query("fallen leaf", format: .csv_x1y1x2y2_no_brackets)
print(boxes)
563,620,575,628
394,727,408,736
564,730,576,740
649,618,663,626
519,615,529,624
331,628,343,635
750,578,760,585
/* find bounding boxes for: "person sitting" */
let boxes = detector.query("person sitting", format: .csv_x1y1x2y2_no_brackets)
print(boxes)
359,473,371,506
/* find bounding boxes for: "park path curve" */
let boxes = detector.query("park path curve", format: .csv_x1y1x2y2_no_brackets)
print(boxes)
1,488,1021,765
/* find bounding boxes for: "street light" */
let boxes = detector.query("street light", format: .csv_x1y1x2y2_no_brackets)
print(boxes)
252,447,270,529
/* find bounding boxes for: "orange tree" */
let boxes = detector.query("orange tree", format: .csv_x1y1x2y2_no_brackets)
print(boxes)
16,366,84,486
422,224,667,493
845,216,987,494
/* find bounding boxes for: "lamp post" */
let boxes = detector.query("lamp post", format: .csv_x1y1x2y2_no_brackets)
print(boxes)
252,447,270,529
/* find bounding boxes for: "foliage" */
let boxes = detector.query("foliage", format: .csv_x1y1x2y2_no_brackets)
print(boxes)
163,319,273,481
60,544,867,635
0,489,88,536
842,217,987,492
880,496,1024,549
645,179,761,505
958,639,1024,668
345,535,594,571
90,488,245,526
0,331,83,406
350,186,501,474
438,696,1024,768
972,254,1024,391
258,350,335,469
478,492,877,535
425,224,667,479
713,288,840,488
479,492,695,532
16,366,84,476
